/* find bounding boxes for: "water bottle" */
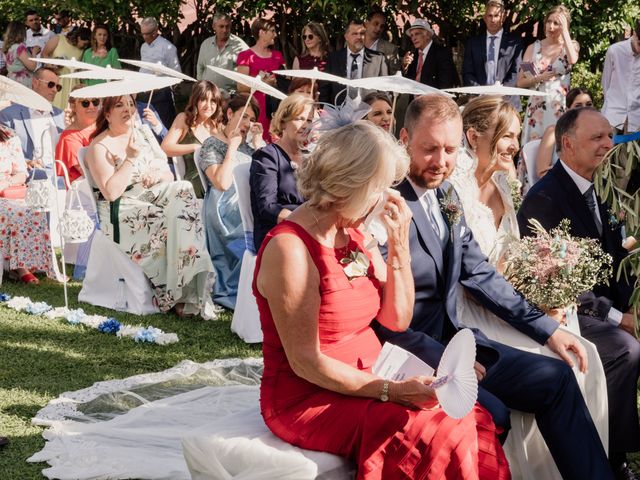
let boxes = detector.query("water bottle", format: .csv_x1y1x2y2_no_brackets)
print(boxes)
115,278,128,311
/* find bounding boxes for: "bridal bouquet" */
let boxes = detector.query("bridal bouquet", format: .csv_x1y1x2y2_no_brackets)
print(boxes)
504,219,613,317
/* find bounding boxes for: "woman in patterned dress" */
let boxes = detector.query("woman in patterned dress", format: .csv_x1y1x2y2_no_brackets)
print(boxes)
2,21,38,87
0,125,54,284
518,5,579,145
85,95,214,317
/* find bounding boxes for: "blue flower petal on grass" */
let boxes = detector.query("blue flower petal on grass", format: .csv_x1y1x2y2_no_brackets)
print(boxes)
98,318,121,334
0,293,11,302
134,327,160,343
66,309,86,325
25,301,52,315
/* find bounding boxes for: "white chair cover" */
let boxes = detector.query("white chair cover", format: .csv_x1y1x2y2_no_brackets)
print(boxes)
230,162,262,343
521,139,541,188
76,147,159,315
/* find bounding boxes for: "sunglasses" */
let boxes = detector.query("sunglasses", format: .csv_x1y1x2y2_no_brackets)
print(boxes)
36,78,62,92
302,34,314,40
80,99,100,108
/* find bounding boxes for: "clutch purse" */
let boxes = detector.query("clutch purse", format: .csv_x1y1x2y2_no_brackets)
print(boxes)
0,184,27,199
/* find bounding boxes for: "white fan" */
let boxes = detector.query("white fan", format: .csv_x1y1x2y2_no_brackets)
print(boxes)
432,329,478,419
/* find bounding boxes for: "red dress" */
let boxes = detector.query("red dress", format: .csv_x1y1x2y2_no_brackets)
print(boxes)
254,221,510,480
55,126,95,186
236,48,285,142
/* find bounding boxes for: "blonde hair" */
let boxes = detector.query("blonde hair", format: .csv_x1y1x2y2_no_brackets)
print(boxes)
462,95,519,167
297,121,409,220
269,93,315,138
545,5,571,26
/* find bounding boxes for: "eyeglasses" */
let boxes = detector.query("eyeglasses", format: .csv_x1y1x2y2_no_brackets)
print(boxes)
36,78,62,92
79,99,100,108
302,34,314,40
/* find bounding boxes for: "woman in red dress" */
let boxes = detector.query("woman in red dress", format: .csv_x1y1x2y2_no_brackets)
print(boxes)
237,18,285,142
253,121,511,479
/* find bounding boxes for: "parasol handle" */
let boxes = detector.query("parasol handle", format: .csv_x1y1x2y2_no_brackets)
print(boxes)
231,89,255,136
147,90,155,110
390,93,398,135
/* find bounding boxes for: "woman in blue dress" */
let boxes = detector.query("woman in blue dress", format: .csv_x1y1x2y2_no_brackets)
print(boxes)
198,94,261,309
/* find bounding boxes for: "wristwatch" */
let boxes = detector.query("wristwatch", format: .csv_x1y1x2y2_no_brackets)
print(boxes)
380,379,390,402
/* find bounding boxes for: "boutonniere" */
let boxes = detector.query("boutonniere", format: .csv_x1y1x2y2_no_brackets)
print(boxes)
439,186,462,226
340,249,370,280
508,178,523,211
608,209,624,227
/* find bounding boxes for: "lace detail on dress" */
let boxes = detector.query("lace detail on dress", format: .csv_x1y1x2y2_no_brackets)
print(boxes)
33,358,264,426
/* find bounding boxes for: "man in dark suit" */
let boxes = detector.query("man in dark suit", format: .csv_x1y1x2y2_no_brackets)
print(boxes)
402,19,459,89
320,18,388,105
462,0,523,88
375,94,613,479
518,107,640,480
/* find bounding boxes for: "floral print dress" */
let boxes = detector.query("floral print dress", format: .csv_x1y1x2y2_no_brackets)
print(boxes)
0,134,54,277
5,43,33,87
96,126,214,315
521,40,572,145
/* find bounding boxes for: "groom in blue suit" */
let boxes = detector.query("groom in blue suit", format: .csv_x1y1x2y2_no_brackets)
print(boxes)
374,94,613,479
518,107,640,479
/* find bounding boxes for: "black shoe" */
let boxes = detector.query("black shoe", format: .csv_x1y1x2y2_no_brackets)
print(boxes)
0,436,8,447
616,463,639,480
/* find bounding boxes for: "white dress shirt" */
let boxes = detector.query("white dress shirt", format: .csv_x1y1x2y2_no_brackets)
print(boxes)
559,160,623,326
25,27,55,51
29,108,57,164
140,35,182,73
485,29,503,85
602,38,640,131
346,47,364,79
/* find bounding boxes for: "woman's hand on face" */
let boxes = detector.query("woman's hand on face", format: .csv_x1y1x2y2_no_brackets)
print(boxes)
382,193,412,254
557,14,571,37
392,376,439,409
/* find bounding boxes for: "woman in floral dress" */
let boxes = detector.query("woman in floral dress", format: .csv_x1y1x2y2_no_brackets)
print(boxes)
0,125,54,284
2,21,38,87
518,5,579,145
86,95,214,317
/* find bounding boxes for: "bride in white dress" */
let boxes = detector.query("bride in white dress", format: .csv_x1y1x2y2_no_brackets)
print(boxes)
451,96,609,480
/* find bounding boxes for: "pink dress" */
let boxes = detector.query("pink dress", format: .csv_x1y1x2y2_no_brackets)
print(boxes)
236,48,285,141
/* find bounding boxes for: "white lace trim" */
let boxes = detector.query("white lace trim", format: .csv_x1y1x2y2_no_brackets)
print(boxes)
33,357,264,426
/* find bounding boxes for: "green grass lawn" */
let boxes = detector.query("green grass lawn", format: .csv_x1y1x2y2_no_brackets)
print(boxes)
0,275,261,479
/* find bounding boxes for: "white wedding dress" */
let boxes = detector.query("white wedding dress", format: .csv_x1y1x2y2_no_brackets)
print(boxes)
450,148,609,480
28,358,354,480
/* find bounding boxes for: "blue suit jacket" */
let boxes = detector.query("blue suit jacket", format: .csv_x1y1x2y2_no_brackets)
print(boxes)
462,32,523,87
517,161,635,320
0,103,65,160
394,179,558,365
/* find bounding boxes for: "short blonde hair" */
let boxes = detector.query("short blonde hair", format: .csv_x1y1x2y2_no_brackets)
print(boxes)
297,121,409,220
269,93,315,138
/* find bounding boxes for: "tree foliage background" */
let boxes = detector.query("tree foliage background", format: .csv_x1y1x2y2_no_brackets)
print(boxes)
2,0,638,100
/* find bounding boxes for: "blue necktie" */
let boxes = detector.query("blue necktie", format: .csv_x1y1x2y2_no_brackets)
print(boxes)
584,185,603,236
487,36,497,85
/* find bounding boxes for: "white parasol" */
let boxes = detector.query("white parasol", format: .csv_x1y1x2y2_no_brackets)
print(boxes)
274,67,355,95
445,83,550,97
120,59,196,82
30,57,104,71
208,66,287,133
349,72,452,131
61,66,149,81
70,76,182,99
0,75,52,112
431,329,478,419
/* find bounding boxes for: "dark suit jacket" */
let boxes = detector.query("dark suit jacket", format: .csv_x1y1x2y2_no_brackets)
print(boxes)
405,42,459,89
394,179,558,366
517,161,635,321
320,47,388,105
462,32,523,87
250,143,304,253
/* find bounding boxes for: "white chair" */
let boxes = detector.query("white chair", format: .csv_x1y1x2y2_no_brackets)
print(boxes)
521,139,542,188
230,162,263,343
76,147,159,315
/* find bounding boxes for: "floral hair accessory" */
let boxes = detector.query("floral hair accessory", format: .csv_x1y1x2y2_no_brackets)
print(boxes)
439,186,462,226
314,95,371,132
340,248,371,280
